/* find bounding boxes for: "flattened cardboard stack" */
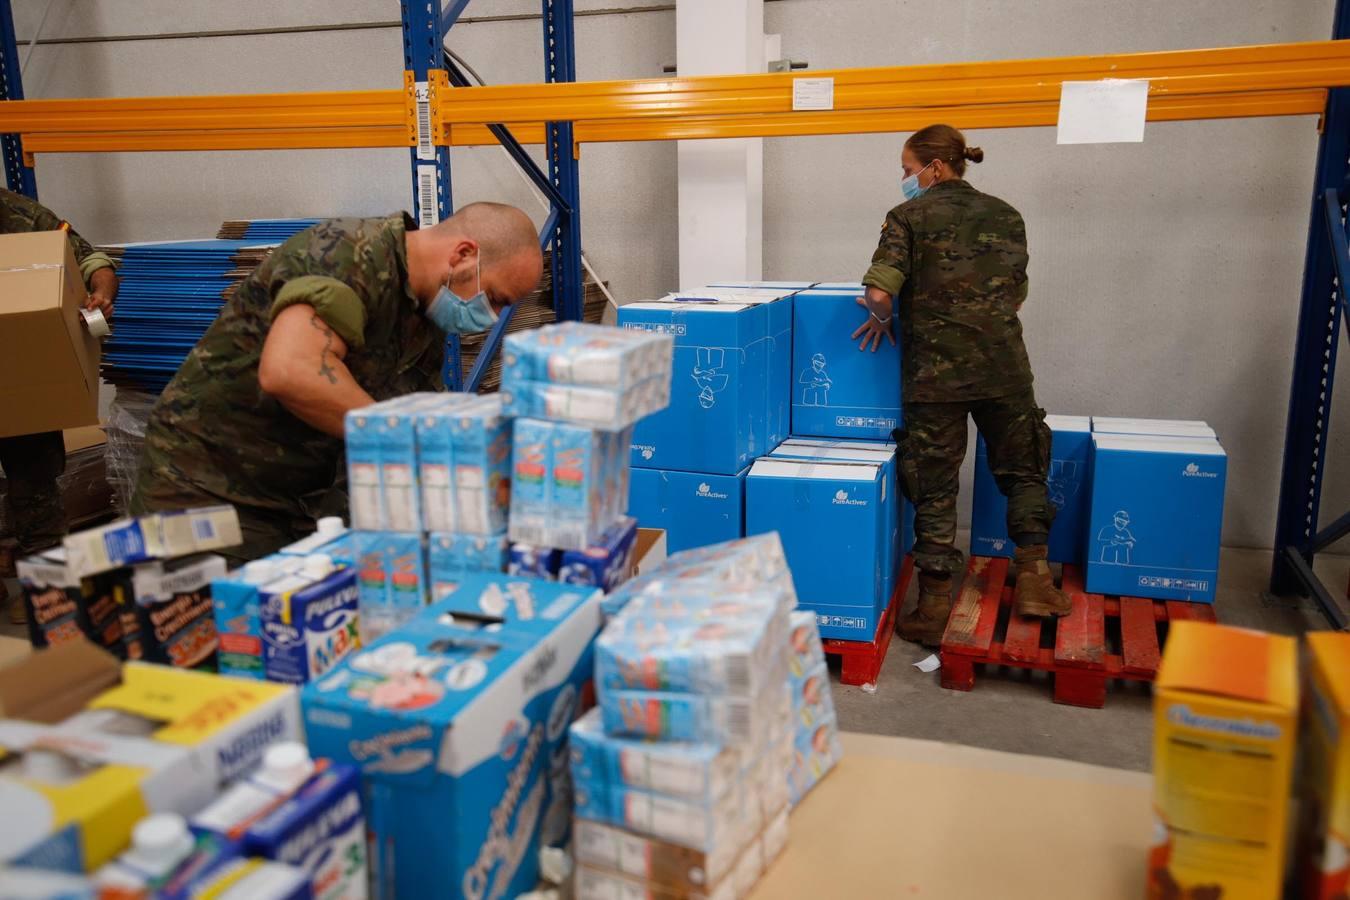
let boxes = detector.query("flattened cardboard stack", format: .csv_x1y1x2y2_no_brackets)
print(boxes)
216,219,320,241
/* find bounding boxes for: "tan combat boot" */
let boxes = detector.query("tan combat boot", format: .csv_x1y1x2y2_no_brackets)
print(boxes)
1013,544,1071,618
896,573,952,647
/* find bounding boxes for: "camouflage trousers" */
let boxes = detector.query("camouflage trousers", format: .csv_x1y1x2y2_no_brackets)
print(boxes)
896,387,1054,577
0,431,67,555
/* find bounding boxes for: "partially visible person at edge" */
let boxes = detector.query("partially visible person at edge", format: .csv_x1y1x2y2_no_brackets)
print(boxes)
852,124,1070,647
131,202,542,565
0,189,119,624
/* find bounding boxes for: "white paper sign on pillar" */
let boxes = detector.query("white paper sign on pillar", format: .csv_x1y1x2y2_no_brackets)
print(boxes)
1056,79,1149,145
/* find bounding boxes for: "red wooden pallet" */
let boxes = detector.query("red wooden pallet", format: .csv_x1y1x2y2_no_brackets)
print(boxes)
822,557,914,686
938,556,1217,708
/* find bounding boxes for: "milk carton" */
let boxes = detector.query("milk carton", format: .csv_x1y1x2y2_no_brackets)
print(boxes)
1086,434,1226,602
789,287,901,441
300,585,601,900
116,554,226,669
509,419,629,551
349,532,425,642
16,548,124,656
416,395,512,536
770,439,900,599
970,414,1092,564
619,300,770,475
61,506,242,579
559,516,639,591
428,531,509,600
259,555,361,685
509,417,555,547
1149,622,1297,900
627,467,748,555
745,458,886,641
194,743,367,900
213,556,306,680
345,394,448,533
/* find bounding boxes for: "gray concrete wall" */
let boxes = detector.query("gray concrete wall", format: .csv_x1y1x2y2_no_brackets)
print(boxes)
10,0,1343,549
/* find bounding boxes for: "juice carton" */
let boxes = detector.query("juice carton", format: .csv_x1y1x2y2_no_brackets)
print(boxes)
346,395,450,533
559,516,638,592
569,708,740,804
507,543,561,581
300,586,601,900
259,555,361,685
0,722,211,873
502,321,673,390
1298,632,1350,899
16,548,123,656
790,659,834,731
349,532,425,641
212,556,306,680
509,418,554,547
427,532,509,602
1148,621,1297,900
550,423,609,552
62,507,242,579
116,554,226,669
599,684,786,746
59,662,304,794
194,743,367,900
415,394,491,534
345,410,382,531
450,397,512,536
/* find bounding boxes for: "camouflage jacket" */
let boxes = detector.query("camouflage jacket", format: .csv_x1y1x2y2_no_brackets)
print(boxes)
862,179,1033,403
0,188,117,286
137,213,445,517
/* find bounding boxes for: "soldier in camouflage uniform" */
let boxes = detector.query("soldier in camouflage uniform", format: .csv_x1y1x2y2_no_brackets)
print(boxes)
0,188,119,622
854,124,1069,646
132,202,542,564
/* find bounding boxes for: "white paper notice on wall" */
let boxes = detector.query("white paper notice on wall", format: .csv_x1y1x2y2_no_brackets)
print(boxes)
1056,79,1149,145
792,77,834,111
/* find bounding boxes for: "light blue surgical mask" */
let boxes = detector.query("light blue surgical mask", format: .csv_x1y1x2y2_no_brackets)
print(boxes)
426,254,497,334
900,161,935,202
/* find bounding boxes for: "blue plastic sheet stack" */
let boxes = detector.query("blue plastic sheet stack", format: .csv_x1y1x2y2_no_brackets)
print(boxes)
100,219,319,393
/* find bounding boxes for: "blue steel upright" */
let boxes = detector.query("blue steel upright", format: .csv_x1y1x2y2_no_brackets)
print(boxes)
1271,0,1350,622
0,0,36,197
543,0,584,323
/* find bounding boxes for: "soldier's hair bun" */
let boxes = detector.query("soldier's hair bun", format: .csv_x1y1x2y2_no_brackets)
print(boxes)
964,146,985,163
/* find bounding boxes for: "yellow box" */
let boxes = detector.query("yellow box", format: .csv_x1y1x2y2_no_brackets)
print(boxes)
1148,620,1298,900
1298,632,1350,899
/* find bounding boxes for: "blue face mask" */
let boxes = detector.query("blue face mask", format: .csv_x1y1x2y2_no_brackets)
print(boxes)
900,161,935,202
426,255,497,335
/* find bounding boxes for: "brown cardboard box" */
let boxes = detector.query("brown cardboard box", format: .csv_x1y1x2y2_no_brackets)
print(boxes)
0,637,121,723
0,230,100,438
630,527,667,579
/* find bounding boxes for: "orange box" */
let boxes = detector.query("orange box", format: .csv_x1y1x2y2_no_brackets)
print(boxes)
1148,621,1298,900
1298,632,1350,899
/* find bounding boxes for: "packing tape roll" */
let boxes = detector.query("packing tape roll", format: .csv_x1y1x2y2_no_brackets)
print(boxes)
80,307,110,338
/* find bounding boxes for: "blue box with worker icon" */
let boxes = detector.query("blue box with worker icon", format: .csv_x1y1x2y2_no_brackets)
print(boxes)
745,457,887,641
618,300,771,475
708,283,798,449
1085,434,1226,603
627,466,747,554
300,581,601,900
789,287,902,442
970,414,1092,565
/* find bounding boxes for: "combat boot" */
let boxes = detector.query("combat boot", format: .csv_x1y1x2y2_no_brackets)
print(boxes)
897,573,952,647
1013,544,1071,618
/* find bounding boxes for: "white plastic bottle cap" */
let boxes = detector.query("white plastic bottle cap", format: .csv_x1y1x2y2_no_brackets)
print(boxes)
262,741,315,788
242,559,278,585
132,814,195,868
302,553,334,580
316,517,345,537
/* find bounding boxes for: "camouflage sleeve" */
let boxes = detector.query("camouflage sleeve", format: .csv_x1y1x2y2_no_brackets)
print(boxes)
1,190,115,285
1006,207,1030,306
269,274,368,349
861,206,911,297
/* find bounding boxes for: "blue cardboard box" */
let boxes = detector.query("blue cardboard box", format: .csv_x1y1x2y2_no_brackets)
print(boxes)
626,466,747,554
508,544,561,580
1091,417,1216,439
301,583,600,900
970,414,1092,564
1085,434,1226,603
705,286,797,450
745,457,886,641
418,571,599,625
769,439,899,600
790,288,901,441
560,516,639,591
618,300,770,475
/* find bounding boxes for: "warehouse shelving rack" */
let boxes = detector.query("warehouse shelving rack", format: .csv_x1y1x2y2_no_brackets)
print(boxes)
3,2,1350,622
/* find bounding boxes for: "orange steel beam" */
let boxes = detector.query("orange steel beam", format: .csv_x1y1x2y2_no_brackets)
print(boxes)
2,41,1346,154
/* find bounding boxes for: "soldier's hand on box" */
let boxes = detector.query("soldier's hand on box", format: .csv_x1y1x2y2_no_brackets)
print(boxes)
851,295,895,353
86,267,118,318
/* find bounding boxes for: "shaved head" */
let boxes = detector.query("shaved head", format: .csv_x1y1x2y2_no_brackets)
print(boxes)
408,201,544,312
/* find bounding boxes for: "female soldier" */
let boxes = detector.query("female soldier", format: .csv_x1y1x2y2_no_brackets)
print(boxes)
853,124,1068,647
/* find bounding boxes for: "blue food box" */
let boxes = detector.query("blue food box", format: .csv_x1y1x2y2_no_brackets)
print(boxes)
559,516,639,591
627,466,747,555
259,565,361,684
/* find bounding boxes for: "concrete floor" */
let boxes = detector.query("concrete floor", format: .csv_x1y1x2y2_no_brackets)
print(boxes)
2,541,1344,774
830,541,1346,772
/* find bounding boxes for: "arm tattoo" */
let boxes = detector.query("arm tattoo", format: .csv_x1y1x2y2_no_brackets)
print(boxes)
310,314,339,385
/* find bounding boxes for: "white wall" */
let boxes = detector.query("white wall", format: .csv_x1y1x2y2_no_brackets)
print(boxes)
10,0,1345,549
